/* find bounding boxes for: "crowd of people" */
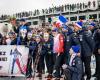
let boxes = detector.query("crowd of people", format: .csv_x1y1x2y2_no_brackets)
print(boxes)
0,0,97,20
0,18,100,80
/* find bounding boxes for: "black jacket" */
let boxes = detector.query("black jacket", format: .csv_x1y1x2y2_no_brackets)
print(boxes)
11,38,17,45
42,39,53,55
93,29,100,54
27,41,37,56
17,36,28,45
79,30,94,57
63,32,80,53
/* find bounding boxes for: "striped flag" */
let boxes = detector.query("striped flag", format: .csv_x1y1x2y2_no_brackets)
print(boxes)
52,15,68,28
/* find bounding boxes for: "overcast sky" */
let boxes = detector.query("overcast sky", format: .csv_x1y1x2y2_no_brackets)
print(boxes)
0,0,96,15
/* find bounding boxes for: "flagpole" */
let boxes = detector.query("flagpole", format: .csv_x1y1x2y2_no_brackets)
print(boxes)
86,2,89,21
45,11,46,27
69,8,70,22
78,10,79,21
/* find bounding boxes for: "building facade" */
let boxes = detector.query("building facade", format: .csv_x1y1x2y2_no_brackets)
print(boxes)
0,0,100,27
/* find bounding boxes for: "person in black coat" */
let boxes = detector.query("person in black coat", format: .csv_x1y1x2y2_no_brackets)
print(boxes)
93,28,100,80
97,45,100,80
5,32,17,45
78,28,94,80
33,35,43,78
25,32,37,78
0,33,3,45
9,32,18,45
9,32,27,45
61,25,80,64
62,45,83,80
43,33,54,78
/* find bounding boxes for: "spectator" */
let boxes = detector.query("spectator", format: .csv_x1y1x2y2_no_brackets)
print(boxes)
62,45,83,80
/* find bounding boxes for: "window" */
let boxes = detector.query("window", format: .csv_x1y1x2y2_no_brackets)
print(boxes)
70,16,77,21
66,17,69,20
89,14,97,19
98,1,100,8
99,14,100,18
27,22,31,26
48,17,52,23
33,21,38,25
79,16,86,20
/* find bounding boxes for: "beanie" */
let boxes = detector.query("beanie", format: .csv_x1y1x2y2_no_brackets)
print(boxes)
71,45,80,53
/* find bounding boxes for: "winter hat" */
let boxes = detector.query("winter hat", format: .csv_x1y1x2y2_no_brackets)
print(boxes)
52,27,59,32
71,45,80,53
20,18,26,22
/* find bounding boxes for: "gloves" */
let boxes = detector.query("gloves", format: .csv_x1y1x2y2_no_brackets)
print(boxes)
62,64,68,69
48,51,52,54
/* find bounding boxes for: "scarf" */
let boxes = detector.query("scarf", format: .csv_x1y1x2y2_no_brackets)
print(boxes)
69,53,77,66
53,34,60,53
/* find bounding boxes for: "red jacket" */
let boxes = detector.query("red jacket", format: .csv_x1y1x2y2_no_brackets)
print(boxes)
53,34,64,54
58,34,64,53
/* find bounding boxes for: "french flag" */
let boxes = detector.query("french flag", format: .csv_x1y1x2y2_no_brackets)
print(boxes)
53,15,68,28
74,21,83,31
55,20,63,28
53,19,63,28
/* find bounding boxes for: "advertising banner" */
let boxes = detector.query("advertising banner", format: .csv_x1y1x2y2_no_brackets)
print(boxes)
0,45,29,76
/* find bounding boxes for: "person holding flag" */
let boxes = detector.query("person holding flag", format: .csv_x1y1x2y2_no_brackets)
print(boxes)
61,24,80,65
